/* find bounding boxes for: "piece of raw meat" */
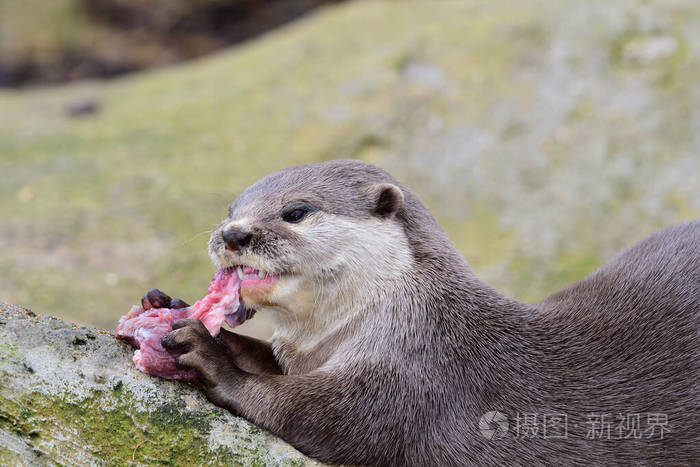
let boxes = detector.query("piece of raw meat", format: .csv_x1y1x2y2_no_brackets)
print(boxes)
117,306,195,380
115,268,243,381
188,267,246,333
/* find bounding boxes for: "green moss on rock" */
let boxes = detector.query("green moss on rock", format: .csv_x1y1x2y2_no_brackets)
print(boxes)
0,304,320,466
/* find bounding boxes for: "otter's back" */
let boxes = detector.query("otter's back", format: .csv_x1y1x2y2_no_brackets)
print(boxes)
529,221,699,461
539,220,699,322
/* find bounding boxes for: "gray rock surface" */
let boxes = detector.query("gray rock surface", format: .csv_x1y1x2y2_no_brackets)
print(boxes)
0,303,319,466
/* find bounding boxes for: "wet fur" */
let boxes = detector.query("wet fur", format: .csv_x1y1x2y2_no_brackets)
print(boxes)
162,160,699,465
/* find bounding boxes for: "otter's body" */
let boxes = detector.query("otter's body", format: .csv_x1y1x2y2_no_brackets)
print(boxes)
152,161,699,465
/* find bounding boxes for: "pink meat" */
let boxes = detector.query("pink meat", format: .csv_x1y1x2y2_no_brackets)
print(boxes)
188,267,244,333
115,268,242,381
117,306,196,380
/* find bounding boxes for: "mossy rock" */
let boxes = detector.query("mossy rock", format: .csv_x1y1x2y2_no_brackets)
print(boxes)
0,303,320,466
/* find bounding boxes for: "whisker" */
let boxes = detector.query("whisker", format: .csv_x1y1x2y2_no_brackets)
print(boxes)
181,229,214,245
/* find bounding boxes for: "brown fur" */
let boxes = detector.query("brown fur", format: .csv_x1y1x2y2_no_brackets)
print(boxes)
155,160,699,465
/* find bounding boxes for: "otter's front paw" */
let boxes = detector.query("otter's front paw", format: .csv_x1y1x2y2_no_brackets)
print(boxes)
161,319,234,387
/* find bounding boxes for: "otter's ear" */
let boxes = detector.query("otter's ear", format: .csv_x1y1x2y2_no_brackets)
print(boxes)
371,183,404,218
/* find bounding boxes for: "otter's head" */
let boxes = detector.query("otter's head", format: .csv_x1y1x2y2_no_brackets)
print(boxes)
208,160,414,327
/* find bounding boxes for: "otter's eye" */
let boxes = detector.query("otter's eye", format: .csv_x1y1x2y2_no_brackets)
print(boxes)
281,201,317,224
282,208,309,223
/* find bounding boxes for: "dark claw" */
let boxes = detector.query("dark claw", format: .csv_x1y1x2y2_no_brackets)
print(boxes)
161,332,185,351
142,289,189,310
161,333,174,349
161,322,201,350
142,288,172,310
172,318,208,334
170,298,190,309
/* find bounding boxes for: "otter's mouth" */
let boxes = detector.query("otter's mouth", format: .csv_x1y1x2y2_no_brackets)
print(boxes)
223,264,280,297
219,264,281,316
230,265,280,286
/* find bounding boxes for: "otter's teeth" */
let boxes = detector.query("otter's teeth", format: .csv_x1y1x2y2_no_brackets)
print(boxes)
237,267,244,280
257,270,266,279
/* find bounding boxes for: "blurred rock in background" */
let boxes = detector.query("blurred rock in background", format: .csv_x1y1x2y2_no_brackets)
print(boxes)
0,0,343,86
0,0,698,339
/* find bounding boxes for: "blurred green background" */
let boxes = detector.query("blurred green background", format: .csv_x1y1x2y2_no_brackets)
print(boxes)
1,0,698,339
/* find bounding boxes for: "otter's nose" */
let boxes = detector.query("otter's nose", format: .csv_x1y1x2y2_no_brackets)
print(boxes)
222,229,252,252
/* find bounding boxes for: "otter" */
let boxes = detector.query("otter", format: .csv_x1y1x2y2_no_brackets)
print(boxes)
143,160,699,465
